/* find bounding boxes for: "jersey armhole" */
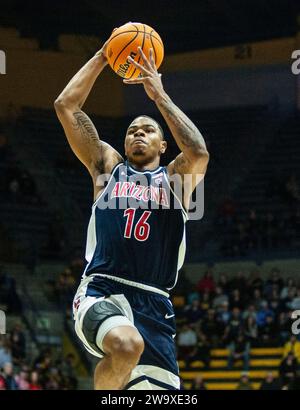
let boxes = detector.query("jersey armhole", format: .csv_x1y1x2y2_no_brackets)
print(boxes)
92,161,124,206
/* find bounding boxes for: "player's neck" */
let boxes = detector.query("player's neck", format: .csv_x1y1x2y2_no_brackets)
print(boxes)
127,159,161,172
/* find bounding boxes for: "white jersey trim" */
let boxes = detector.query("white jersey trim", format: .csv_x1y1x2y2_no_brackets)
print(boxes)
163,171,189,221
93,162,123,207
84,163,123,274
127,364,180,390
128,163,163,175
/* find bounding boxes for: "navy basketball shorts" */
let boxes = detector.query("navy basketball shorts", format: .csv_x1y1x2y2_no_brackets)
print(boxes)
73,274,180,390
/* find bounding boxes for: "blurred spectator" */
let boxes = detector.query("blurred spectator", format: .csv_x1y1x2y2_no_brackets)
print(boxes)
248,270,264,294
190,375,206,390
56,268,77,318
216,301,231,329
269,291,281,319
229,289,244,310
279,352,298,387
277,312,291,344
260,372,281,390
199,290,211,313
252,289,267,311
228,271,247,297
2,362,18,390
60,353,78,390
0,339,12,369
280,278,296,300
222,307,242,345
29,371,42,390
281,287,297,311
291,288,300,310
212,286,229,310
187,331,210,369
183,299,202,325
283,335,300,362
15,367,30,390
196,270,215,295
259,315,278,347
0,374,6,390
10,323,26,364
228,333,250,371
217,273,230,294
201,309,219,346
244,316,258,345
236,373,253,390
243,304,257,321
266,268,284,292
177,324,198,359
256,301,274,328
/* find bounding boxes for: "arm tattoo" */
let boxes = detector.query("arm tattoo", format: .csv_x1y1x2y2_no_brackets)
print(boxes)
72,111,100,143
157,97,207,150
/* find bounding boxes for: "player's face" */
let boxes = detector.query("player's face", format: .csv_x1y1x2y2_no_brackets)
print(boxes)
124,117,166,164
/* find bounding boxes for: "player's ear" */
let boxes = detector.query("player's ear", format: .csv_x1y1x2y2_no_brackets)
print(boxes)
160,140,167,154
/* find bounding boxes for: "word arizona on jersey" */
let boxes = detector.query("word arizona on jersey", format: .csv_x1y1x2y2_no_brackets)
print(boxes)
83,161,187,291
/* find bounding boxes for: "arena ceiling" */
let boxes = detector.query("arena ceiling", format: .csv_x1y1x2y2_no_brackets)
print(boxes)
1,0,300,53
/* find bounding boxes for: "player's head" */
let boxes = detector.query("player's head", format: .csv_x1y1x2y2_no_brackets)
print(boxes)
124,115,167,165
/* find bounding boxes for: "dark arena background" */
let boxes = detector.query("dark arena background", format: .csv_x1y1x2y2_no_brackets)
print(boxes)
0,0,300,394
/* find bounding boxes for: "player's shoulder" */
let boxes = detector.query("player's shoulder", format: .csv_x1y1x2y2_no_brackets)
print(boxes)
93,141,124,176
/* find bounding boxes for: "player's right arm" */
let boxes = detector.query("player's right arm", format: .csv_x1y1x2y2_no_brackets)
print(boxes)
54,35,123,197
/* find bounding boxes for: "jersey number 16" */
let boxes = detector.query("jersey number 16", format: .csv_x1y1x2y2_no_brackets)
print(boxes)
123,208,151,241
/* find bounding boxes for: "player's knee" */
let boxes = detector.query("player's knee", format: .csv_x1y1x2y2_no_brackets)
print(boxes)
109,333,144,363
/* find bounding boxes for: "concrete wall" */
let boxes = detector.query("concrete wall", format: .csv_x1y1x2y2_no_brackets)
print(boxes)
0,27,299,119
123,64,296,115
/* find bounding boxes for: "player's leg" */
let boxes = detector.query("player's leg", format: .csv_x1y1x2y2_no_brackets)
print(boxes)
78,296,144,390
125,293,181,390
94,326,144,390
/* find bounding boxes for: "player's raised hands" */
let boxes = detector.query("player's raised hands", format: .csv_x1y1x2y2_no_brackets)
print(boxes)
123,47,165,102
95,27,118,62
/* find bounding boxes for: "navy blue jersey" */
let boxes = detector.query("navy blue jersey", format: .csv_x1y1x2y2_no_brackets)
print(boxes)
83,161,187,291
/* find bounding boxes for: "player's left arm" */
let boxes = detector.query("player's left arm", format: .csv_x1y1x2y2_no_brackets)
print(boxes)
155,94,209,207
124,47,209,208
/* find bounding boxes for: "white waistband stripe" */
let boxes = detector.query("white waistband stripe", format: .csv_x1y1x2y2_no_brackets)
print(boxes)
92,274,170,298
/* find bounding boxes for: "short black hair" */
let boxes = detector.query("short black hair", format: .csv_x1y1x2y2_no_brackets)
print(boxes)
131,115,165,140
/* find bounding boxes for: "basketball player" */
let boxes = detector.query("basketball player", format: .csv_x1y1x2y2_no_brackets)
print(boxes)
54,32,209,390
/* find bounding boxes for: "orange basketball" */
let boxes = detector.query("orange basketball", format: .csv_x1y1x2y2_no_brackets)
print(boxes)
106,22,164,79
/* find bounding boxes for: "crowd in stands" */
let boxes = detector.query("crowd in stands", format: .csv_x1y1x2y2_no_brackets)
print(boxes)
216,192,300,257
174,267,300,389
0,261,79,390
45,258,84,318
0,327,78,390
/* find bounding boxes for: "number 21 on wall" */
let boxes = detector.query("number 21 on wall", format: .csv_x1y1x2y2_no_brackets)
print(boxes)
124,208,151,241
